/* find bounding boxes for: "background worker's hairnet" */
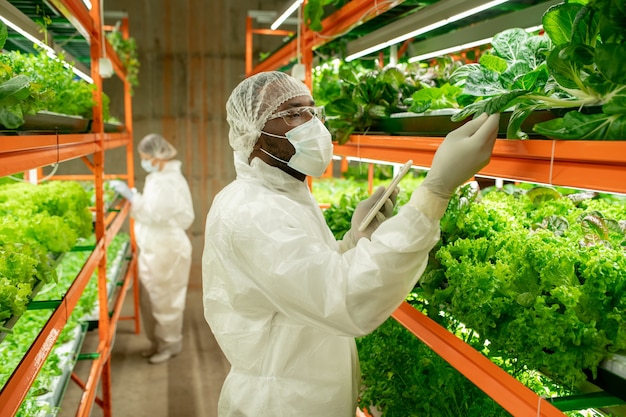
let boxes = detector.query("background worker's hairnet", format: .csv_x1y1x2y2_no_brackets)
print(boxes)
138,133,178,160
226,71,311,157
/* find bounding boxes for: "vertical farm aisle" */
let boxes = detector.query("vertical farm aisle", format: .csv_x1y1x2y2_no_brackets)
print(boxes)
57,265,230,417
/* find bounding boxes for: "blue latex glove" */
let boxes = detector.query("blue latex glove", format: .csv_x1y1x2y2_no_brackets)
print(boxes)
109,180,134,202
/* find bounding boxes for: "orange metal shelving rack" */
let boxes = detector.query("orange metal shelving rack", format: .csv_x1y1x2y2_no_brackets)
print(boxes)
0,1,139,416
334,135,626,195
246,2,626,416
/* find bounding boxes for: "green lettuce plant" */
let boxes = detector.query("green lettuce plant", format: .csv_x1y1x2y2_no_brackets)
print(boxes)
0,21,48,129
0,19,113,128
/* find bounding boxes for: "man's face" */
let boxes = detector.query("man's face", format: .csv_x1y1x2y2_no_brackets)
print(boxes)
260,95,316,161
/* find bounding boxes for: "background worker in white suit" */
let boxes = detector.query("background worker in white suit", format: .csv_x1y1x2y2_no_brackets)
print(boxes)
112,133,194,364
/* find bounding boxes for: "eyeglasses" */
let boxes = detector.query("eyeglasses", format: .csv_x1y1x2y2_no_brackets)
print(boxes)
267,106,325,127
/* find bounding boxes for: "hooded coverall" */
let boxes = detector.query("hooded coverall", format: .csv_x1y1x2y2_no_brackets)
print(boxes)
202,153,441,416
132,159,194,352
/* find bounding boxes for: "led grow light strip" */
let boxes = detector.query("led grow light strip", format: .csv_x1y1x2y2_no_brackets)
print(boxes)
346,0,511,62
271,0,302,30
407,25,542,63
0,14,93,83
0,15,55,55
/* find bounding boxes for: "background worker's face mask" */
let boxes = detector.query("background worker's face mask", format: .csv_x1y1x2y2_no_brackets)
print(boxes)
260,117,333,177
141,158,159,173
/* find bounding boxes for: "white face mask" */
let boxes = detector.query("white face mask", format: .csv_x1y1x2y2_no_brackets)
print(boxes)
141,159,159,173
260,117,333,177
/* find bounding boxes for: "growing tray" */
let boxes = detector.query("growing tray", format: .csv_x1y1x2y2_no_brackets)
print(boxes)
0,111,89,135
32,323,88,411
375,109,559,139
588,352,626,402
82,240,131,326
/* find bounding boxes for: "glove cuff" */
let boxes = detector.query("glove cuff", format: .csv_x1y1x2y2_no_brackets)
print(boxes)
337,228,357,253
408,185,450,220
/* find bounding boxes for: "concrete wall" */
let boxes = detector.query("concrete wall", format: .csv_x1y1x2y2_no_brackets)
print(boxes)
96,0,288,267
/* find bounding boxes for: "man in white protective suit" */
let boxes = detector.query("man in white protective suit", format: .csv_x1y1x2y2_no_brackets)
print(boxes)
111,133,194,364
202,71,499,416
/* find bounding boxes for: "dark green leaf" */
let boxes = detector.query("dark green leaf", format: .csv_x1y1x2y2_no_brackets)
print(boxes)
511,69,541,91
571,4,600,46
0,75,31,103
303,0,325,32
501,61,533,88
602,94,626,115
546,45,583,90
542,2,583,46
595,43,626,85
507,103,542,139
367,104,387,119
0,106,24,129
533,111,626,140
338,65,359,85
0,21,7,50
326,97,359,116
519,36,553,68
450,90,528,122
463,67,507,96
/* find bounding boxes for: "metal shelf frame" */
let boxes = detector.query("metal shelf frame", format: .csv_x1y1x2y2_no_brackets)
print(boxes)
334,135,626,195
0,1,138,416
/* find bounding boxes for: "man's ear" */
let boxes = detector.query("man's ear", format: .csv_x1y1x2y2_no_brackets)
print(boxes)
248,138,263,164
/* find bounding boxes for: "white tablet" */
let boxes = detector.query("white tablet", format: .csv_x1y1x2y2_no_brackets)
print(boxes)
357,160,413,232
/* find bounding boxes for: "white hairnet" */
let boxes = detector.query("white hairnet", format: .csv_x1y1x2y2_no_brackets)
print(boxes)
226,71,311,157
138,133,177,160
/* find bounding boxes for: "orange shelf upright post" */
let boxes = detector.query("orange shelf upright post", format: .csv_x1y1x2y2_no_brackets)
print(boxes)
250,0,398,75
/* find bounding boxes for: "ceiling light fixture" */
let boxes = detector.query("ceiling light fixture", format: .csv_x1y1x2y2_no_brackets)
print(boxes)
0,15,55,55
345,0,512,62
271,0,303,30
402,0,559,62
0,14,93,83
408,24,544,63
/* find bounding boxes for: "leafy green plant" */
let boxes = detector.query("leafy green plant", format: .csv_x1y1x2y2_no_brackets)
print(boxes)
531,0,626,139
0,181,93,326
449,27,553,138
357,315,509,417
450,0,626,140
0,35,114,126
318,63,422,144
304,0,349,32
3,50,101,120
106,29,140,92
421,186,626,387
0,233,129,415
408,83,463,113
0,21,49,129
317,178,622,415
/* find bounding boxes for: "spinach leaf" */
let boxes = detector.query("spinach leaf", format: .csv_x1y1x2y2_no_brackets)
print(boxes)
534,110,626,140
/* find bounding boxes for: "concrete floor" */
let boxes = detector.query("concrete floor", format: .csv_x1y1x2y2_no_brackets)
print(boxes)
57,266,230,417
